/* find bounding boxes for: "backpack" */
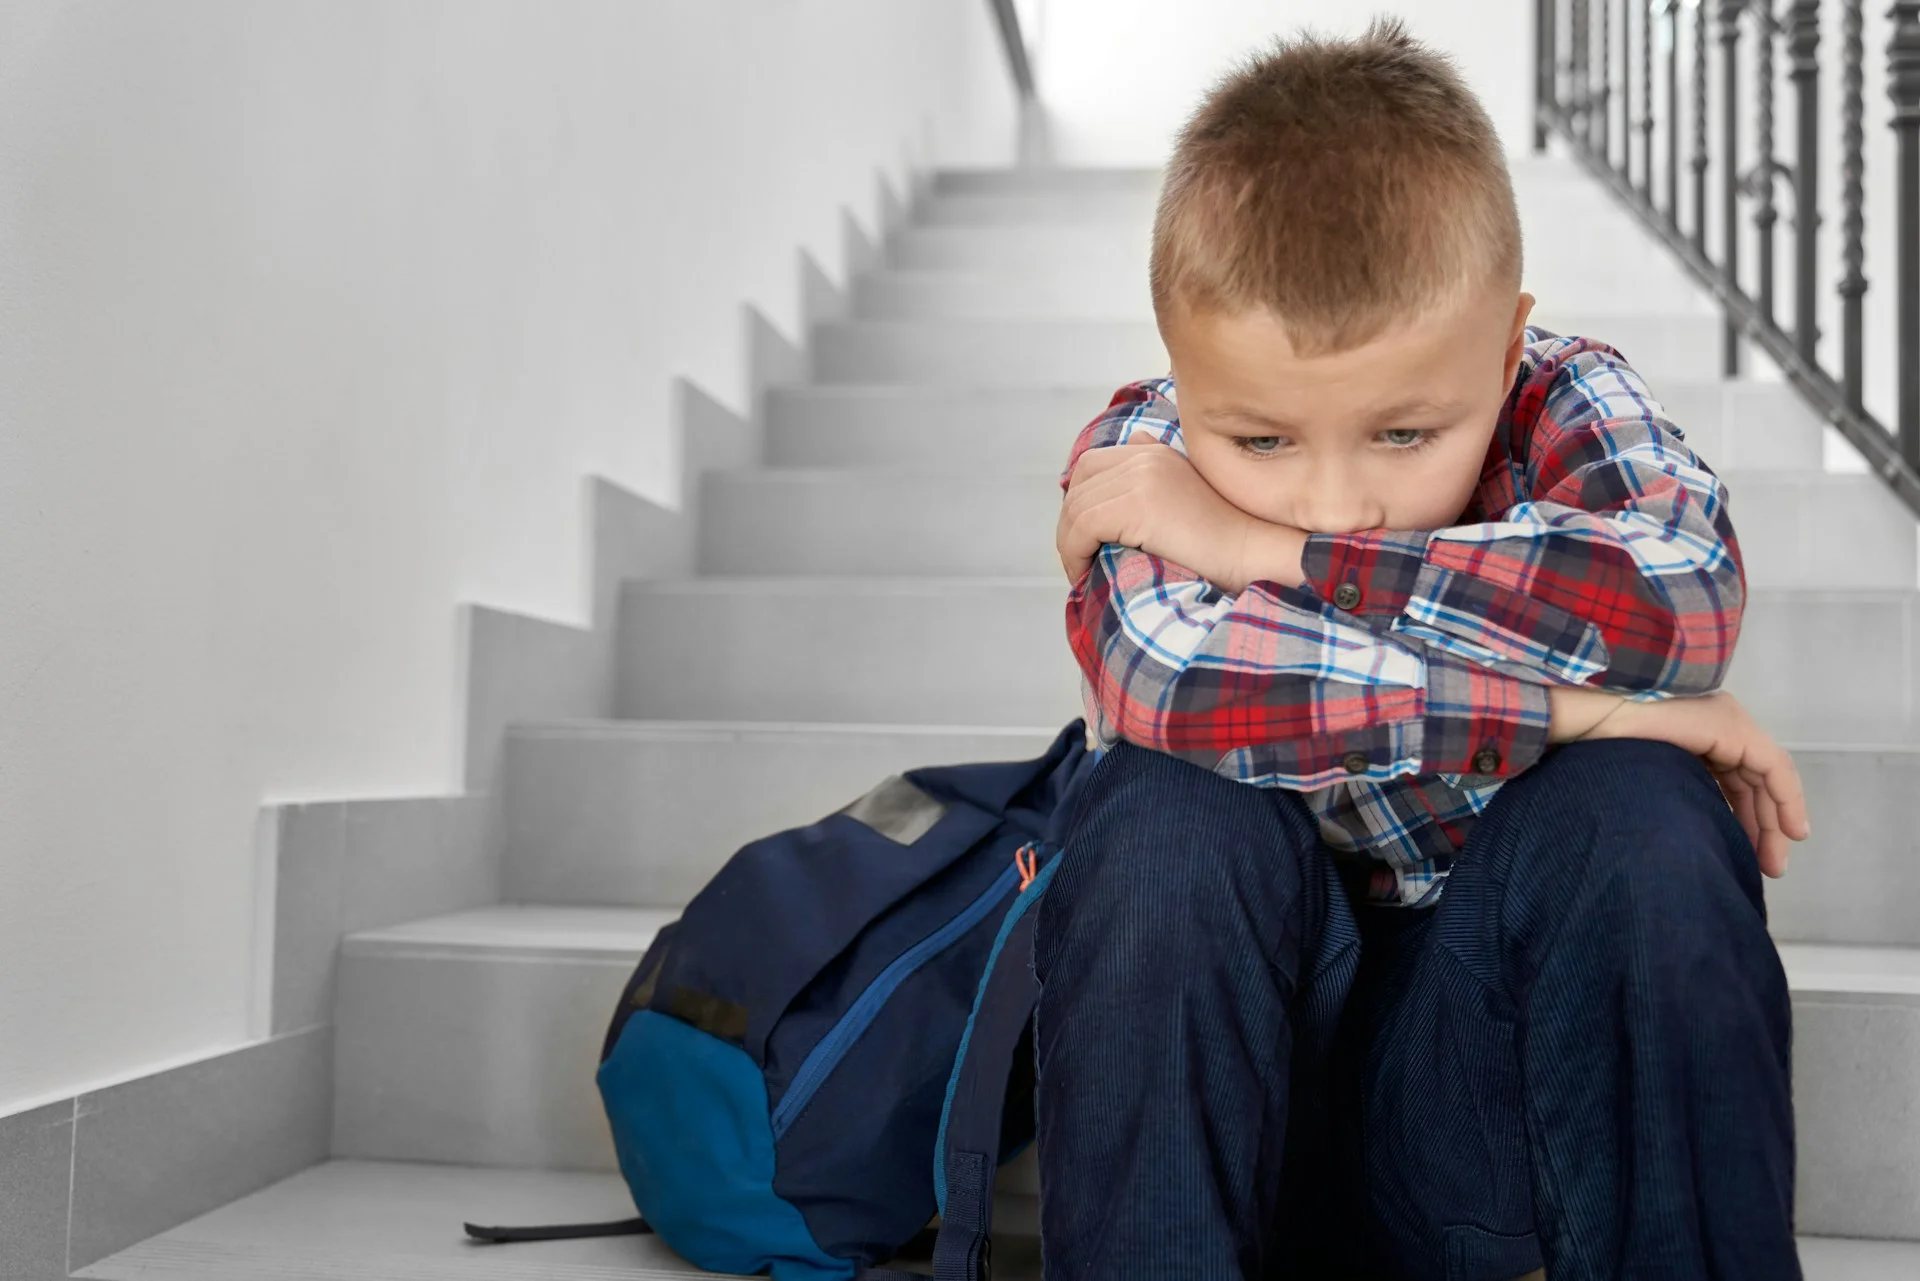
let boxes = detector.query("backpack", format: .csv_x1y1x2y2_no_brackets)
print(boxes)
464,719,1096,1281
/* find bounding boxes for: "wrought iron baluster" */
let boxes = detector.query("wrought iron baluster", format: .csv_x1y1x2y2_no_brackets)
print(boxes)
1598,0,1613,157
1642,0,1657,193
1537,0,1555,150
1786,0,1821,363
1842,0,1867,413
1721,0,1747,374
1574,0,1593,142
1891,2,1920,464
1694,0,1711,252
1752,2,1781,325
1668,0,1682,226
1621,0,1636,179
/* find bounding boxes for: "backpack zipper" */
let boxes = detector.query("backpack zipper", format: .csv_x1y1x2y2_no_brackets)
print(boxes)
770,857,1024,1140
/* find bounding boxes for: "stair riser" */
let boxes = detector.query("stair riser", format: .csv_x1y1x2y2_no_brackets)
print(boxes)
697,470,1916,590
1791,993,1920,1239
615,580,1916,749
502,725,1061,907
332,947,628,1172
920,158,1653,203
929,168,1163,197
616,583,1086,728
915,192,1159,226
810,321,1167,387
808,318,1729,391
505,715,1917,947
328,937,1920,1239
884,229,1708,310
765,386,1111,469
764,382,1824,475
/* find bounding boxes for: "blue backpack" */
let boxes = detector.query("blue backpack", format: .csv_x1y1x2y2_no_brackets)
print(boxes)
465,719,1096,1281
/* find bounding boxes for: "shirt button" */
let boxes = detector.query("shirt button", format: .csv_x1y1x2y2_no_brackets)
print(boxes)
1333,582,1362,611
1342,750,1369,774
1472,747,1502,774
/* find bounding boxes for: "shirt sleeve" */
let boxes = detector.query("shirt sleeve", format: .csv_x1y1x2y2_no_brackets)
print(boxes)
1298,333,1746,698
1061,380,1551,787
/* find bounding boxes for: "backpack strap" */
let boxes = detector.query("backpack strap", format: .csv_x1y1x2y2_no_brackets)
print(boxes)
929,851,1062,1281
465,1214,938,1279
463,1216,650,1243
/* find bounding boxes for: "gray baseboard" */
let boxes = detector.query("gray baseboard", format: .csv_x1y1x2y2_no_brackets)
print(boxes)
0,1025,332,1280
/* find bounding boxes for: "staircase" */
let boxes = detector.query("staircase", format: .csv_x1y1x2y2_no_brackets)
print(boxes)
73,162,1920,1280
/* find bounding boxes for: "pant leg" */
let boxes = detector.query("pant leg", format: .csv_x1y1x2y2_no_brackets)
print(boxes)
1029,741,1360,1281
1353,737,1799,1281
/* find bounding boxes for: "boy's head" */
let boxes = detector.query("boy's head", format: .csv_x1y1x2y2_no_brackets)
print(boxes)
1150,17,1534,537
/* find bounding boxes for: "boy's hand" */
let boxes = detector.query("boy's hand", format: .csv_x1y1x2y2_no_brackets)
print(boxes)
1058,436,1303,592
1551,687,1810,878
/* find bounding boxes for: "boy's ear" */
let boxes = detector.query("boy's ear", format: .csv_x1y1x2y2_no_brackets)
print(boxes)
1503,292,1537,385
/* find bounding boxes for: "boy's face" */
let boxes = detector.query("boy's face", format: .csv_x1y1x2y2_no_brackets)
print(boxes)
1161,282,1535,536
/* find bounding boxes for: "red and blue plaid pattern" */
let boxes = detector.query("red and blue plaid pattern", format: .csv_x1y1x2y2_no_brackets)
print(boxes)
1060,328,1747,906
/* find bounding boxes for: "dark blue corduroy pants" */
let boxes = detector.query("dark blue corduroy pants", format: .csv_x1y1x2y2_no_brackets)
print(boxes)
1030,737,1799,1281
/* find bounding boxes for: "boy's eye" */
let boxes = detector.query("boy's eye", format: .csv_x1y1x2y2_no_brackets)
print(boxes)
1382,428,1427,449
1242,436,1281,454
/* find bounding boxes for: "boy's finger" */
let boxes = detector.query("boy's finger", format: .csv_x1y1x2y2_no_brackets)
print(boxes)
1753,787,1788,877
1721,775,1762,862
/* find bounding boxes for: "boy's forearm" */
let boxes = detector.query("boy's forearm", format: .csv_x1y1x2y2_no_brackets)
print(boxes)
1547,684,1630,744
1215,519,1309,594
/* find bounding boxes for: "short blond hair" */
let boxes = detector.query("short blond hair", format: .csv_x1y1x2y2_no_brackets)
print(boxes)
1149,17,1523,355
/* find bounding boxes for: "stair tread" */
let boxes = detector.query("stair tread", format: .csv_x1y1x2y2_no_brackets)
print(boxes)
345,904,1920,1001
1782,943,1920,995
509,717,1063,738
76,1156,1920,1280
617,574,1920,603
344,904,677,958
712,462,1880,484
843,276,1722,316
504,715,1920,756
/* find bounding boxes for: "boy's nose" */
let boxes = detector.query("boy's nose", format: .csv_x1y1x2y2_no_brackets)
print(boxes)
1293,487,1377,537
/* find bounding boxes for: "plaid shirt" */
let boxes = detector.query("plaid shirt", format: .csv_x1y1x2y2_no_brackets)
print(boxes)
1059,327,1746,907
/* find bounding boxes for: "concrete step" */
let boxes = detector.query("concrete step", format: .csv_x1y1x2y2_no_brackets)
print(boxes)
332,906,675,1173
612,576,1912,746
502,716,1919,947
75,1155,1920,1278
929,165,1162,196
326,901,1920,1241
763,383,1116,469
808,319,1168,387
695,466,1916,590
500,721,1062,907
614,578,1085,727
921,156,1673,202
811,313,1728,391
883,225,1709,315
914,156,1671,221
762,379,1825,474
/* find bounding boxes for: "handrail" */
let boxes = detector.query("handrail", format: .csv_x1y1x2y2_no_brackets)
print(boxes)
990,0,1037,99
1534,0,1920,520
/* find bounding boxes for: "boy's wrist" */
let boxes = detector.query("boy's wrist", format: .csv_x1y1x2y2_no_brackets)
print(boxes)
1225,518,1309,594
1547,685,1630,744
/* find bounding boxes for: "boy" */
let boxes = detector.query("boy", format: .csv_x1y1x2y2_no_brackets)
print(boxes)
1040,18,1811,1281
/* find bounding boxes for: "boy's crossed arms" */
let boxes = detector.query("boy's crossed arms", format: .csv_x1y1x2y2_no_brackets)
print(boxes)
1054,356,1809,880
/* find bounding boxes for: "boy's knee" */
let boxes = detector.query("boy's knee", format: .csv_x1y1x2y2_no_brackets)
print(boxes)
1038,742,1315,970
1475,736,1762,920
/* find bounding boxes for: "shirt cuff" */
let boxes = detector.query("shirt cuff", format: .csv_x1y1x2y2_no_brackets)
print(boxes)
1303,529,1429,617
1420,651,1552,779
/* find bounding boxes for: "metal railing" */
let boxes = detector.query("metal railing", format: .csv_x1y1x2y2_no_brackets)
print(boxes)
1534,0,1920,517
991,0,1037,99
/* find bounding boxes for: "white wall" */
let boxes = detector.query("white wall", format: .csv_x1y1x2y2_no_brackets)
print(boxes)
0,0,1016,1114
1031,1,1536,165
